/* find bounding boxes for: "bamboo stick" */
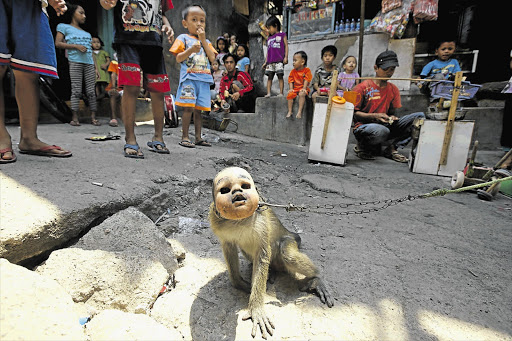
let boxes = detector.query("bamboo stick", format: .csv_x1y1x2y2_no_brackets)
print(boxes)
321,70,339,149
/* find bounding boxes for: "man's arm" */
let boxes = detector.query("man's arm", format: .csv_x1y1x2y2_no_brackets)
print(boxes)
236,72,253,97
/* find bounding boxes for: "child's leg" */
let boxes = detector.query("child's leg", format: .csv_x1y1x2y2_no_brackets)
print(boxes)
278,75,284,96
108,90,119,120
0,66,14,160
69,61,83,124
149,91,165,147
287,99,293,118
181,107,193,142
121,85,141,155
13,70,70,154
311,91,318,105
266,76,273,97
296,91,306,119
193,109,203,140
84,64,98,122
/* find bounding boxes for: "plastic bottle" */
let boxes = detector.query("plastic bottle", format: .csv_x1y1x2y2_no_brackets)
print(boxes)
334,21,340,33
350,18,355,31
343,19,350,32
356,18,360,31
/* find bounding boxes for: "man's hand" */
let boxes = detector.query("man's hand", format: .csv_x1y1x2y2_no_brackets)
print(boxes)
232,92,240,101
162,25,174,44
100,0,117,10
373,113,390,124
48,0,67,16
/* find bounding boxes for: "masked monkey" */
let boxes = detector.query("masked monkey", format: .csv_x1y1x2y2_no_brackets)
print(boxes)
209,167,334,339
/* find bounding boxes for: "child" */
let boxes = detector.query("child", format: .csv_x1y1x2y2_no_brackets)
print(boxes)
55,4,99,126
286,51,312,119
210,59,223,110
100,0,174,158
420,39,461,81
228,34,238,54
105,55,121,127
170,4,217,148
236,44,250,74
311,45,338,104
263,16,288,97
91,35,111,101
0,0,72,163
337,55,360,97
215,37,229,71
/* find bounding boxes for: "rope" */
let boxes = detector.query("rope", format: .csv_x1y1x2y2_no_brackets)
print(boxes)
420,176,512,198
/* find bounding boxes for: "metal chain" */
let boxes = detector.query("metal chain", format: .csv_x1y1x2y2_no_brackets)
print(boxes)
258,176,512,217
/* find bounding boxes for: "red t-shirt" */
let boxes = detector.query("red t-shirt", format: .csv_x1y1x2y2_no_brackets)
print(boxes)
352,80,401,128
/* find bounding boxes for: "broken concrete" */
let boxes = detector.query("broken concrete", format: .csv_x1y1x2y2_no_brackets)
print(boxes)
35,208,177,313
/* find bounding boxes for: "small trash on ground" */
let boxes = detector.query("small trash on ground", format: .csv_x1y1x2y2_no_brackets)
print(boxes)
155,208,171,225
85,134,121,141
178,217,210,233
78,317,90,326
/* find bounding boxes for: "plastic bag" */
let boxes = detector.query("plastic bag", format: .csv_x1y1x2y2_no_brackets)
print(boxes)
413,0,438,24
381,0,402,14
366,0,413,38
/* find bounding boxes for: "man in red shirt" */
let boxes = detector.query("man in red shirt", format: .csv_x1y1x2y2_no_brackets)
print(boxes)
352,50,425,162
219,54,254,113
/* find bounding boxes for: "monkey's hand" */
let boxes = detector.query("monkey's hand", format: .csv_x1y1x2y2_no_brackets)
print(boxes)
242,306,275,339
299,277,334,308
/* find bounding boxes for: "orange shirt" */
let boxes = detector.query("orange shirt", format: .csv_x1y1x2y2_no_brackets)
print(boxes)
105,61,120,92
288,67,313,91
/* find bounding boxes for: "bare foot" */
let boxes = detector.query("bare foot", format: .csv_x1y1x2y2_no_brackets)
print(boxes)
264,94,271,98
286,112,293,118
296,113,302,119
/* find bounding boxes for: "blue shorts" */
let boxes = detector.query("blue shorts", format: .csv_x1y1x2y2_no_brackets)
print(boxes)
0,0,58,78
175,79,211,112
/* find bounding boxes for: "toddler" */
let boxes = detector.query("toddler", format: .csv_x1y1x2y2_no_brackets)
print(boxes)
170,4,217,148
228,34,238,54
236,44,250,73
105,55,121,127
337,55,360,97
263,16,288,97
55,4,99,126
311,45,338,104
210,59,223,110
91,35,111,101
286,51,312,119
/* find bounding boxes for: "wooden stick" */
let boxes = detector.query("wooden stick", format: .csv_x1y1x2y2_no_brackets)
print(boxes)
337,76,439,82
438,71,463,167
321,70,339,149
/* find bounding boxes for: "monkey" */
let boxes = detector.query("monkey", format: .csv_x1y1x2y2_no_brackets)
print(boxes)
208,167,334,339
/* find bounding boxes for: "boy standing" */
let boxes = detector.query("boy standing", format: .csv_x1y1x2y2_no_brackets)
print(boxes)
352,50,425,162
311,45,338,105
286,51,312,119
100,0,175,158
170,5,217,148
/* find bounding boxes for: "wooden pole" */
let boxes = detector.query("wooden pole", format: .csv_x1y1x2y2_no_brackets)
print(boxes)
438,71,463,167
321,70,339,149
358,0,365,77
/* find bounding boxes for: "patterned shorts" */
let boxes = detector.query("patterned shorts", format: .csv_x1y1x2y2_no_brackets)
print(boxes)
265,62,284,77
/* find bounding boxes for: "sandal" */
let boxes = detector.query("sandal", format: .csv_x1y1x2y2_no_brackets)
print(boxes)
179,140,195,148
0,147,17,164
147,140,170,154
124,143,144,159
69,120,81,126
353,145,375,160
109,119,118,127
195,139,211,147
91,119,102,126
383,148,408,163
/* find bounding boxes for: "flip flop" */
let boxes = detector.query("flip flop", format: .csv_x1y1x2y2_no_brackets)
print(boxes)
195,139,211,147
19,145,72,157
353,145,375,160
109,119,118,127
147,141,170,154
384,150,409,163
124,143,144,159
69,120,81,126
179,140,195,148
0,147,17,164
91,119,102,126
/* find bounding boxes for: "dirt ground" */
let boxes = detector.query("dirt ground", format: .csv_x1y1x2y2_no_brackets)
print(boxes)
2,122,511,340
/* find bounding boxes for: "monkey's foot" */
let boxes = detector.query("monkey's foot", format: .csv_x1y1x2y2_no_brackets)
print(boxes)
299,277,335,308
242,307,275,339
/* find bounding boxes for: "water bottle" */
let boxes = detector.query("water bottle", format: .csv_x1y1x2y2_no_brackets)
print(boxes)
356,18,360,31
343,19,350,32
350,18,355,31
334,21,340,33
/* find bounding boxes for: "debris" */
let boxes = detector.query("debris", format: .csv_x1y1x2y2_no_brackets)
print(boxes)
78,317,90,326
155,208,172,225
92,182,103,187
468,269,479,277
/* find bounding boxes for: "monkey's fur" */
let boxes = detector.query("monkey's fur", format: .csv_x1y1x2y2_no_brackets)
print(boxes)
209,167,334,339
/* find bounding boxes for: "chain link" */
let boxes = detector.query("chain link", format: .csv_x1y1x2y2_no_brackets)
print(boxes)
259,194,421,216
